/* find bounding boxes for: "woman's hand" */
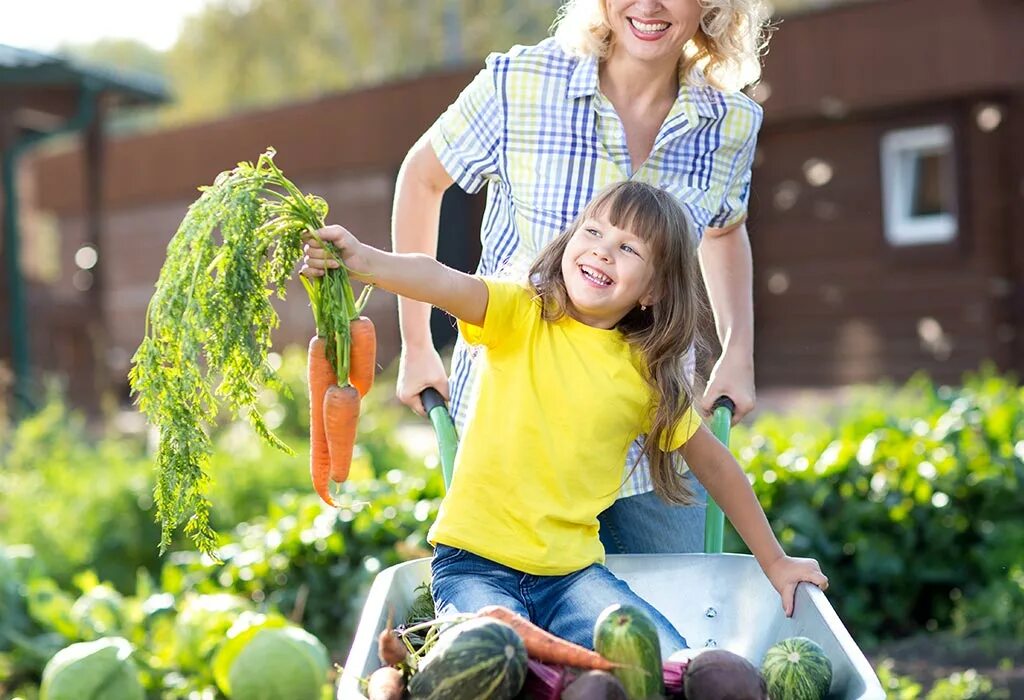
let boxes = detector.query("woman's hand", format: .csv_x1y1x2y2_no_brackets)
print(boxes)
700,349,755,423
397,344,450,417
300,225,374,280
764,556,829,617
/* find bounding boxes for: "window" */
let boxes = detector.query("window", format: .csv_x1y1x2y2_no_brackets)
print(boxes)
880,125,957,246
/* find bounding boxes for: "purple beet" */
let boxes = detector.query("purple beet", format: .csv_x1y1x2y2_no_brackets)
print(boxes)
682,649,768,700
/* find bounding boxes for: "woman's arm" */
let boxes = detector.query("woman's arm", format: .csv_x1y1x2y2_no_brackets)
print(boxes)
698,221,755,422
680,425,828,615
392,135,456,347
304,225,487,327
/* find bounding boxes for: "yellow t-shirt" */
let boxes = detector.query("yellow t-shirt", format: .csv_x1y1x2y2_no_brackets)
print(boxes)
428,279,702,575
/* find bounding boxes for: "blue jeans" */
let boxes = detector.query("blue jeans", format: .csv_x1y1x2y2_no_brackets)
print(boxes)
598,474,707,554
430,544,688,655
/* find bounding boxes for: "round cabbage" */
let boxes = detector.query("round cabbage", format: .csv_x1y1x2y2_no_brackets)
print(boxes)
225,627,329,700
40,637,143,700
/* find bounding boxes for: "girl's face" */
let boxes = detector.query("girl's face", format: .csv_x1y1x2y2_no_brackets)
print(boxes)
604,0,702,65
560,211,657,329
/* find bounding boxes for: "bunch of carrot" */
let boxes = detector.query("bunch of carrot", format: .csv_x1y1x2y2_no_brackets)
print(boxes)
301,251,377,506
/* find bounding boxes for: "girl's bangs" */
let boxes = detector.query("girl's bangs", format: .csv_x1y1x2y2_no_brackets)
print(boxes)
587,184,672,250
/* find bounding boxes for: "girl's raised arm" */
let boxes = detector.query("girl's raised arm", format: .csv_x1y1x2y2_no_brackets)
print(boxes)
302,224,488,327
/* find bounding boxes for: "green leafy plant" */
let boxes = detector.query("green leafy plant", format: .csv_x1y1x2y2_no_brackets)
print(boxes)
129,149,367,555
725,368,1024,642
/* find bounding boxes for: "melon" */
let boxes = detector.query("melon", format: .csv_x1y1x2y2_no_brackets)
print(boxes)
40,637,143,700
593,604,663,700
760,636,833,700
408,617,526,700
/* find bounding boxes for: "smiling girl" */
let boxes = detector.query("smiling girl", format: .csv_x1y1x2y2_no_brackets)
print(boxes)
303,181,826,652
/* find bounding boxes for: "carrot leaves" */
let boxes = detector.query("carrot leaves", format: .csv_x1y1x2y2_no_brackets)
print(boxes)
130,148,334,555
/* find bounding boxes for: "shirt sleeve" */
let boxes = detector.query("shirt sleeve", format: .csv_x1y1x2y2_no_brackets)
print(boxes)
457,278,530,348
642,405,703,453
662,406,703,452
708,100,763,230
428,53,505,194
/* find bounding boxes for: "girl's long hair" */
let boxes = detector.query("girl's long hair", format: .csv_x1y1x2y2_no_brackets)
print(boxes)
528,181,708,505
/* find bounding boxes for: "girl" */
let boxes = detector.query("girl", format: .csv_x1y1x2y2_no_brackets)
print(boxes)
302,181,826,653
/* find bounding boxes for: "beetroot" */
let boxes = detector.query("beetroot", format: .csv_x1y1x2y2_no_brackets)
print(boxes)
561,670,628,700
682,649,767,700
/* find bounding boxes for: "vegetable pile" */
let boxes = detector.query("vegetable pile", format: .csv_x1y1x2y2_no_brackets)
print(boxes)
130,148,374,555
367,594,836,700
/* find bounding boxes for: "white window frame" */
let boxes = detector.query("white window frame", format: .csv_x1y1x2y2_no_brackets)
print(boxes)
880,124,957,246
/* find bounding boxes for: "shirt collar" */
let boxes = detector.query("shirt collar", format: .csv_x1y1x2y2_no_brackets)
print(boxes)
567,56,723,122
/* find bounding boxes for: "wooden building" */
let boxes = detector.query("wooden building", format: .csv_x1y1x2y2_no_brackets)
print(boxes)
18,0,1024,407
0,45,167,414
747,0,1023,385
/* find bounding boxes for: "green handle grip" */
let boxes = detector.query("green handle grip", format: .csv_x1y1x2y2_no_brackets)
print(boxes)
421,388,458,490
704,396,735,554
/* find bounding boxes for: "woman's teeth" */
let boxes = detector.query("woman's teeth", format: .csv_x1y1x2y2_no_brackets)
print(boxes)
629,18,669,33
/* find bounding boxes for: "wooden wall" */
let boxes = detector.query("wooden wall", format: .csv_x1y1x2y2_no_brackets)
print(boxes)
750,99,1018,385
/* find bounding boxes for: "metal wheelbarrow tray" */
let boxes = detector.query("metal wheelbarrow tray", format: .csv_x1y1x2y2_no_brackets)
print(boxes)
338,393,884,699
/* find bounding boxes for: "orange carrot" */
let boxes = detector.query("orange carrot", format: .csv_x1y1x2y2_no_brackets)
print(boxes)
366,666,404,700
307,336,336,506
349,316,377,397
477,605,619,671
377,609,407,666
324,383,361,483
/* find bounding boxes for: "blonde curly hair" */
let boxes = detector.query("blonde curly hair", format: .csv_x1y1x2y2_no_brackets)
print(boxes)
552,0,772,92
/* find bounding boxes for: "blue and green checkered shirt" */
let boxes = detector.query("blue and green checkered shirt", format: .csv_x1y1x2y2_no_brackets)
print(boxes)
430,38,762,497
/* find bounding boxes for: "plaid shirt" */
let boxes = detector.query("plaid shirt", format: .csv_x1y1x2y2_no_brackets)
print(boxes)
430,38,762,497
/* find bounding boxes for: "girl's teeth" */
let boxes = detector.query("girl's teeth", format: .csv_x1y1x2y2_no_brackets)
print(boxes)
581,266,612,285
630,19,669,33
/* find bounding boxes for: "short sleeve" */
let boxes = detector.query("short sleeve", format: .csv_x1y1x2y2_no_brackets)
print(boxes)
708,101,763,230
457,278,532,348
429,53,505,194
643,405,703,452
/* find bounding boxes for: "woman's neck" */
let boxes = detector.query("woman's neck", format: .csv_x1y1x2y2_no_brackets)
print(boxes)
599,48,680,113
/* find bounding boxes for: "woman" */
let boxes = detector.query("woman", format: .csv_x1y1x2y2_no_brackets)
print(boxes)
306,0,770,553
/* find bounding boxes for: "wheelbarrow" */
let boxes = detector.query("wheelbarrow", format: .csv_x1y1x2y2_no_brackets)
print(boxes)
338,391,885,699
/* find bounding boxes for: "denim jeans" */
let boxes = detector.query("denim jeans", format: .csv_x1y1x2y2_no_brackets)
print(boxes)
430,544,688,654
598,474,707,554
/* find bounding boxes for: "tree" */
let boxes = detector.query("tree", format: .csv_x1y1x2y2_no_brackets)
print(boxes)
160,0,560,125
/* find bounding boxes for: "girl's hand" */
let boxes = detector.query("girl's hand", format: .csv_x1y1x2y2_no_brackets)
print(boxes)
301,225,373,279
765,556,829,617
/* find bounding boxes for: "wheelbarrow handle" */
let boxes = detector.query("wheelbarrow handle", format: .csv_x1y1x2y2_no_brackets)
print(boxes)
420,388,459,491
704,395,735,554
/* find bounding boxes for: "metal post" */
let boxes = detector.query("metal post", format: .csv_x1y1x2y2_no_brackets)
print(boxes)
1,82,98,417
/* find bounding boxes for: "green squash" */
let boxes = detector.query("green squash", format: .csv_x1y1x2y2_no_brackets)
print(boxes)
593,604,663,700
760,636,833,700
408,617,526,700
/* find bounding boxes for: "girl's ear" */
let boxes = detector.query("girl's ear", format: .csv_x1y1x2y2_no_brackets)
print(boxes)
639,282,661,309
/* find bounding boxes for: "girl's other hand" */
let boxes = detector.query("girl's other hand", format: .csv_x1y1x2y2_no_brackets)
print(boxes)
764,556,829,617
301,225,372,279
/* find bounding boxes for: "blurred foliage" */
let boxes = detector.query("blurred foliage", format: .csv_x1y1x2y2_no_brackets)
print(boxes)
725,367,1024,642
876,659,1007,700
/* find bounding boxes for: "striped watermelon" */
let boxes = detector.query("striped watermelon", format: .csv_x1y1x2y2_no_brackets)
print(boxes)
593,604,663,700
407,618,526,700
760,636,833,700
